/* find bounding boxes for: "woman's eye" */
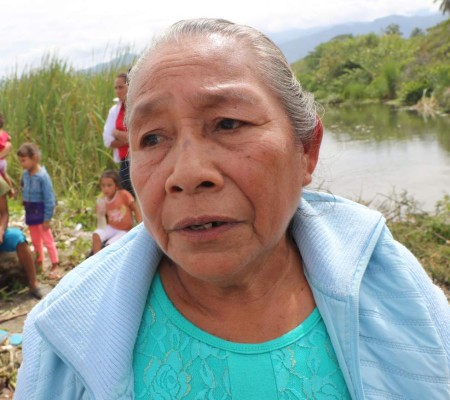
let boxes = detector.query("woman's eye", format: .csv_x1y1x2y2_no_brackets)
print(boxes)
141,133,162,147
217,118,242,130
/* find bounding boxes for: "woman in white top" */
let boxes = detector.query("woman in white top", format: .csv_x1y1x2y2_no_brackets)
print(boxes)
102,72,134,196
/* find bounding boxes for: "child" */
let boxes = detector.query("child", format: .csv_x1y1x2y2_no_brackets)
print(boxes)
92,170,142,254
0,113,15,197
17,143,60,280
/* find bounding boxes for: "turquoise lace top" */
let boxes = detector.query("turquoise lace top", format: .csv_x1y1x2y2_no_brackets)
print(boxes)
133,273,351,399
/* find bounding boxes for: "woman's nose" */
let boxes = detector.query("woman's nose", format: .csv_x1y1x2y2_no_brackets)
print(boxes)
165,139,224,195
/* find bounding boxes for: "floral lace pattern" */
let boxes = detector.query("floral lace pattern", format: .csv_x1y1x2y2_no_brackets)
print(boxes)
134,319,230,399
133,274,350,399
272,329,349,399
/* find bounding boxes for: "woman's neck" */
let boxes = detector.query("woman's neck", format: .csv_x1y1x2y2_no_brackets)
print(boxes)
159,237,316,343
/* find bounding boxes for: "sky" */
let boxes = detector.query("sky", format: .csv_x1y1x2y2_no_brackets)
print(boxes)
1,0,440,77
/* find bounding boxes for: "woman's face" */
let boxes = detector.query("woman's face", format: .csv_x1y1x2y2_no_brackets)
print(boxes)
114,77,127,102
128,36,320,284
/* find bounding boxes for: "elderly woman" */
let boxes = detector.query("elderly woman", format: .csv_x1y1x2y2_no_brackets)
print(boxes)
16,19,449,399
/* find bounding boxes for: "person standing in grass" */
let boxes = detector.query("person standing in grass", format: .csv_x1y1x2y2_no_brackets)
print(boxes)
17,143,61,280
92,169,141,254
102,72,135,196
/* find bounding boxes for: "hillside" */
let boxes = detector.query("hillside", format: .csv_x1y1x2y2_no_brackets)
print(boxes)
292,19,450,111
70,13,446,76
278,13,446,63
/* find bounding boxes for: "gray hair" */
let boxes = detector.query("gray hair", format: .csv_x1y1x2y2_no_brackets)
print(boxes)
128,18,319,146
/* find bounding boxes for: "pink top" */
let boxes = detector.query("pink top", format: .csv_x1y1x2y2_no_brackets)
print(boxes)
0,130,10,153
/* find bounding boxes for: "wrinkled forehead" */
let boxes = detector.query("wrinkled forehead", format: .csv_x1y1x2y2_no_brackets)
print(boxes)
128,34,251,104
150,32,241,64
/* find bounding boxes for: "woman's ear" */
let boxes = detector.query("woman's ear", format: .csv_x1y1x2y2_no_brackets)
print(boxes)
302,117,323,186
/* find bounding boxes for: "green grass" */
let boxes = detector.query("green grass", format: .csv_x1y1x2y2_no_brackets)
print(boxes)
0,51,135,202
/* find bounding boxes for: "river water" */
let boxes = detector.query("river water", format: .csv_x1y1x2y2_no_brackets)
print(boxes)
312,104,450,212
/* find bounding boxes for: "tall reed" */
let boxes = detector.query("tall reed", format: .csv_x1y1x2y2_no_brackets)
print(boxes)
0,50,135,202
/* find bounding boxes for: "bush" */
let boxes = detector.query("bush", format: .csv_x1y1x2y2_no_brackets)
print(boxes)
367,76,388,99
320,92,344,104
381,61,400,99
343,82,366,100
399,81,430,105
437,87,450,113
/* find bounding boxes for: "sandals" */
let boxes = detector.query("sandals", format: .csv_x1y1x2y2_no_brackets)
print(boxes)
47,270,62,280
8,333,23,346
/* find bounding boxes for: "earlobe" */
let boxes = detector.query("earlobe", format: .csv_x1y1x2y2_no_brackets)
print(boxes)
302,117,323,187
303,169,312,186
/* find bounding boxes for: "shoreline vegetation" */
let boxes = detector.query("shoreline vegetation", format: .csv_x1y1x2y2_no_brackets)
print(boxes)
293,19,450,116
364,192,449,294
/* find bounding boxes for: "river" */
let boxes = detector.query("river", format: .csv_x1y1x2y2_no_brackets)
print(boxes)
312,104,450,212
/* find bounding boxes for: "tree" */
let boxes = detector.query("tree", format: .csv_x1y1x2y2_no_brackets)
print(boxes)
410,27,424,38
384,23,402,36
435,0,450,15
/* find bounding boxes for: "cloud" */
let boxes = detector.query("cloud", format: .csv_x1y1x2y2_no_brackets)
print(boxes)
1,0,440,77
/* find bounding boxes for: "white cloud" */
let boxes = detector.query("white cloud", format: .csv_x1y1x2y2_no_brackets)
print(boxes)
1,0,440,77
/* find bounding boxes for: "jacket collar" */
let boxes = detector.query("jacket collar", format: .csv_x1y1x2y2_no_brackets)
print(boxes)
295,191,384,298
34,192,384,399
35,224,163,399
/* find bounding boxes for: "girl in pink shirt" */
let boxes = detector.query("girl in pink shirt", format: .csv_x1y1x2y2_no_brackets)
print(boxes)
0,113,15,197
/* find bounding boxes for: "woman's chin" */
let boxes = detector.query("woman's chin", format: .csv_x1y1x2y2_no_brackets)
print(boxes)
167,253,253,286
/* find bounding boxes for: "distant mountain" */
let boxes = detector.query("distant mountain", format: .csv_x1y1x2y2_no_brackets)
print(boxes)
276,13,446,63
268,26,324,44
81,53,137,74
81,13,446,73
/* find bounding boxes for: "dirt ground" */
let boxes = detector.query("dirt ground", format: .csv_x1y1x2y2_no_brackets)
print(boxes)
1,283,55,332
0,282,55,397
0,263,74,398
0,217,90,398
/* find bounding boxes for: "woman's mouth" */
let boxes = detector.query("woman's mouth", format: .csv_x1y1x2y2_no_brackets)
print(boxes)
187,221,226,231
171,217,239,240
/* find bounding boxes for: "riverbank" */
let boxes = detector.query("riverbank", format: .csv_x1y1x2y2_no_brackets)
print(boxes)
292,19,450,114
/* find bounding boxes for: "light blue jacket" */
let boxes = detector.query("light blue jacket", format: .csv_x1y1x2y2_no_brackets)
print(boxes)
15,192,450,399
21,166,56,221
